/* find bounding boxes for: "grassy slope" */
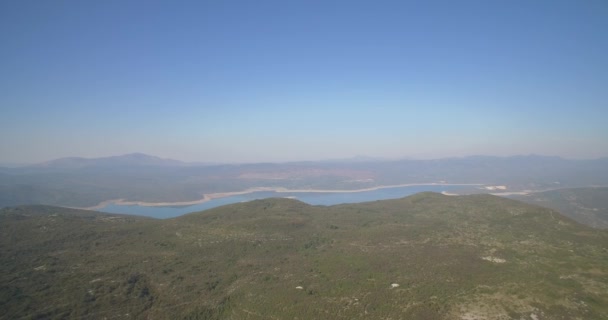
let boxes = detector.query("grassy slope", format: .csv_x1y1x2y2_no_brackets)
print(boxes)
1,193,607,319
512,187,608,229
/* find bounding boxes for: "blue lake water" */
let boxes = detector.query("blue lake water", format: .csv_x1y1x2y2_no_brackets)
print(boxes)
99,184,471,219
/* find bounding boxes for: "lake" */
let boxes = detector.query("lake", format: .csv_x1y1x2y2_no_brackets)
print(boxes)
99,184,472,219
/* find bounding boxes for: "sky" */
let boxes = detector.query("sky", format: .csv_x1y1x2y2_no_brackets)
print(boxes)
1,0,607,164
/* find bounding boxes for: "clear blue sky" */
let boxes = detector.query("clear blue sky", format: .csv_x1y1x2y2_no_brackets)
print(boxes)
1,0,607,163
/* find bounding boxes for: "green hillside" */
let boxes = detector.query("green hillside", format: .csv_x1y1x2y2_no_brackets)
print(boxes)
512,187,608,229
1,193,607,319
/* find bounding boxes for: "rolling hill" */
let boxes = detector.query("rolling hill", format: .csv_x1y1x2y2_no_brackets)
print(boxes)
1,193,607,319
512,187,608,229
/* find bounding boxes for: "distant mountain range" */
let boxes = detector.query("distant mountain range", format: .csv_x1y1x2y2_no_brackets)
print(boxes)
31,153,187,168
16,153,608,170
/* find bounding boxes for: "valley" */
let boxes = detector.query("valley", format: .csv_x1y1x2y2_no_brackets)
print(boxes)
2,154,607,210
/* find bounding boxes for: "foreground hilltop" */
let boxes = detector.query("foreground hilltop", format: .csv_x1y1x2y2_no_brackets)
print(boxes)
1,193,607,319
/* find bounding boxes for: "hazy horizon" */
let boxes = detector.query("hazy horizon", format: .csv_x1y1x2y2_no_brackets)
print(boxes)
2,1,607,164
2,151,607,168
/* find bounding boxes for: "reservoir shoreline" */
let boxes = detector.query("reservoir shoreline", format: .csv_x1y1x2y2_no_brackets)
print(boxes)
82,182,483,211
